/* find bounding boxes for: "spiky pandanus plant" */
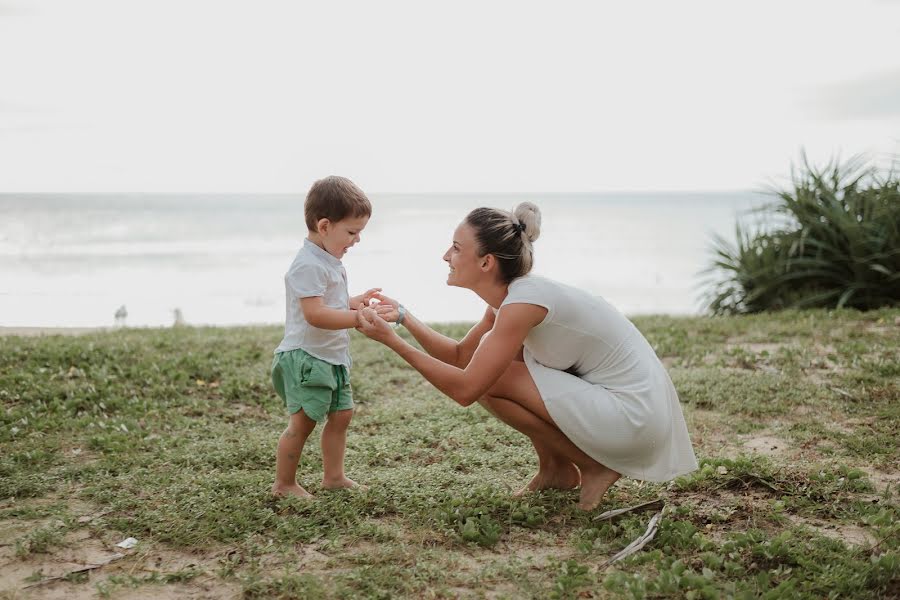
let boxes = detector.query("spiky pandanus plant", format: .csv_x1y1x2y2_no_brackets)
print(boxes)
706,155,900,315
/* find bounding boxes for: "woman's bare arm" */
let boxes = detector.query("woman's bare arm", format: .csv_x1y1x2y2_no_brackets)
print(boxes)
402,305,496,367
372,294,495,367
357,303,545,406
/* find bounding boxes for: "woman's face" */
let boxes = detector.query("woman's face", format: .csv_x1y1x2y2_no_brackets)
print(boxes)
443,222,482,288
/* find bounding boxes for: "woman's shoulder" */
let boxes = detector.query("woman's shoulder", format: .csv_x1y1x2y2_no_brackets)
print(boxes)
508,274,560,295
503,275,559,310
508,275,619,316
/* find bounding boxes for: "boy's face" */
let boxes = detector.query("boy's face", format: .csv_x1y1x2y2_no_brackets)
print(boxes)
317,215,369,260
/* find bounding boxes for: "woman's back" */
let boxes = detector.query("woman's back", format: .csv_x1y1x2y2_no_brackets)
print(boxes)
503,275,661,393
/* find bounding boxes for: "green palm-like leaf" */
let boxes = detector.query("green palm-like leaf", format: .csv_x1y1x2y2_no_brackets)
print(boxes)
704,153,900,314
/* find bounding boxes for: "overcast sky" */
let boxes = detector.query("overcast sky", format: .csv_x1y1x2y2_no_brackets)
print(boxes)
1,0,898,193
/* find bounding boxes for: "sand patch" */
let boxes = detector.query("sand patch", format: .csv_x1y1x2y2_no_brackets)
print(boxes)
684,409,734,456
724,341,788,354
741,435,788,458
786,515,879,547
860,468,900,494
0,525,240,599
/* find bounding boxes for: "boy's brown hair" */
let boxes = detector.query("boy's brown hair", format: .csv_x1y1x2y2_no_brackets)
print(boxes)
304,176,372,231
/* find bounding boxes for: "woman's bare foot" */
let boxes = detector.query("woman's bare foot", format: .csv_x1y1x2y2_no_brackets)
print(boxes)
272,483,314,499
514,462,581,496
322,476,368,491
576,466,621,511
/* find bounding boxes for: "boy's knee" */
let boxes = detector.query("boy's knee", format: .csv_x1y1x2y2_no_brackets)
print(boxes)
289,410,318,431
327,408,354,424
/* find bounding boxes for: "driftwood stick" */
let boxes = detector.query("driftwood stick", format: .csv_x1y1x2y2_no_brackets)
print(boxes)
593,498,664,522
23,552,125,588
597,509,664,569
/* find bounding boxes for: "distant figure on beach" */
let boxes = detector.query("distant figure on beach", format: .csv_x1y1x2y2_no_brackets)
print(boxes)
270,176,393,500
114,305,127,327
172,308,186,327
356,202,698,510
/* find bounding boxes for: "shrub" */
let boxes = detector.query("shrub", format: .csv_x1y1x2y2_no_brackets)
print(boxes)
706,154,900,314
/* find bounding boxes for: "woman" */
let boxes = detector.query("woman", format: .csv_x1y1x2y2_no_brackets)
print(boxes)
356,202,697,510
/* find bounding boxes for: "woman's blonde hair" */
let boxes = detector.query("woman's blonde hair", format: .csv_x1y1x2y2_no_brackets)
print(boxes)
465,202,542,283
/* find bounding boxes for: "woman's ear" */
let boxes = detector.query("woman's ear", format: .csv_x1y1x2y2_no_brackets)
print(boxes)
480,254,495,273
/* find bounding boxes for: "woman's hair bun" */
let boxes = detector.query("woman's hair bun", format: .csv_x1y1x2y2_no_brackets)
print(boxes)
513,201,541,243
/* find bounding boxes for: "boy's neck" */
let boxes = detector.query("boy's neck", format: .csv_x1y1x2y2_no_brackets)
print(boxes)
306,233,327,252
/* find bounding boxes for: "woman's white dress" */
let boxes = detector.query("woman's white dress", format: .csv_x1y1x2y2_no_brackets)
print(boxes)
501,275,697,482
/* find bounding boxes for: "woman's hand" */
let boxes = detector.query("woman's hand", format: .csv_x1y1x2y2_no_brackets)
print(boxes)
355,304,397,345
370,292,401,323
350,288,383,308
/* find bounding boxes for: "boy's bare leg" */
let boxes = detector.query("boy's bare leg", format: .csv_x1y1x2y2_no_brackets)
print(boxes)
272,410,318,498
321,409,364,489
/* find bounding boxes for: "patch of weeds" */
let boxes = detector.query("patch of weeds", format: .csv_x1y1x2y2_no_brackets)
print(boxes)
436,488,553,547
97,566,205,596
673,457,873,500
0,469,52,499
23,569,45,584
573,514,650,555
604,558,722,599
63,570,91,584
672,456,785,495
0,502,67,520
672,369,828,417
549,559,593,599
14,519,72,557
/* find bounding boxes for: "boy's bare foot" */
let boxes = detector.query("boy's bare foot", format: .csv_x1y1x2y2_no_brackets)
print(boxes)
576,466,621,511
514,463,581,496
322,476,368,491
271,483,314,499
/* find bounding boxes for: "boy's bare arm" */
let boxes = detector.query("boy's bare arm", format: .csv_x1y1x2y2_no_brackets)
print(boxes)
300,297,357,330
300,290,392,329
301,296,393,330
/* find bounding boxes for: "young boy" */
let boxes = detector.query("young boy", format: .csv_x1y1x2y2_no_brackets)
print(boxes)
271,175,389,498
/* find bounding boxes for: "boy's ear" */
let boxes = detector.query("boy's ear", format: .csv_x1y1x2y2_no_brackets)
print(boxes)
316,218,331,235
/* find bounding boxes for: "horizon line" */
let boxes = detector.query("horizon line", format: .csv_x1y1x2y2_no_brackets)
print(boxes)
0,188,764,196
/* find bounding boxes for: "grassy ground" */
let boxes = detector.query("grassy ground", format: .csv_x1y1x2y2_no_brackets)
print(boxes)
1,309,898,599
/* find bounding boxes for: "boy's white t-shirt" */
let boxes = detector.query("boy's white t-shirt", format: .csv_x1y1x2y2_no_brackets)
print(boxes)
274,239,352,368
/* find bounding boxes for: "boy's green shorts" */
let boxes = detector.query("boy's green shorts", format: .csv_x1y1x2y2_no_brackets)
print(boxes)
271,348,353,422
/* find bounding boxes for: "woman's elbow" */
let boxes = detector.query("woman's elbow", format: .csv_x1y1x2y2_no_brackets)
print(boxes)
454,388,482,407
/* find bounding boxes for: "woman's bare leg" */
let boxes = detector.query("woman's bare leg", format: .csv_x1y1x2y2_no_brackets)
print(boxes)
480,361,621,510
478,397,579,493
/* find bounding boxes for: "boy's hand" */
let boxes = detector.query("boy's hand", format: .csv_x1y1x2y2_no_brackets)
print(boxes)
359,291,400,322
372,292,400,308
356,303,395,344
350,288,383,308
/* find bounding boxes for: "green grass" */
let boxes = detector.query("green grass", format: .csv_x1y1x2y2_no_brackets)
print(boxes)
1,309,898,598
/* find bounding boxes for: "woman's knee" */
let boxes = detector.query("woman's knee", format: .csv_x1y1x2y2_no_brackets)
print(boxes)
486,362,554,425
477,394,501,416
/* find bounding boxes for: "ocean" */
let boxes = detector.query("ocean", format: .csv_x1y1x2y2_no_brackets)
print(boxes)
0,192,768,327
